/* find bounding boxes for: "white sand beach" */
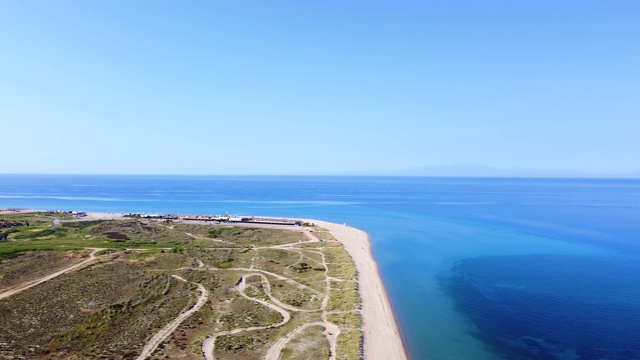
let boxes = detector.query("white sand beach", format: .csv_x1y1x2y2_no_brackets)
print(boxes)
81,212,127,221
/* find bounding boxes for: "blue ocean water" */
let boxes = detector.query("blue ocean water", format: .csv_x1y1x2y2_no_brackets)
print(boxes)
1,175,640,360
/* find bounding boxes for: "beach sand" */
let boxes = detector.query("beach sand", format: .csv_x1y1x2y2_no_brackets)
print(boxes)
81,212,127,221
312,219,408,360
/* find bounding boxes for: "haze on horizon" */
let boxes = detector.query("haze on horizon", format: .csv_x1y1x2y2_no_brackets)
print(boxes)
1,1,639,177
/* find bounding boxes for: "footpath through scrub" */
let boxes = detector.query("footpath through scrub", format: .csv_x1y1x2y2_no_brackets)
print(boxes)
0,214,364,360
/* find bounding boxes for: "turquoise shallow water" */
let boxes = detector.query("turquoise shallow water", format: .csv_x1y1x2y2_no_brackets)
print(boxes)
1,175,639,359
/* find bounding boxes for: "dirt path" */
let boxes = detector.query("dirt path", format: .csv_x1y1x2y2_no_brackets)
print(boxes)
136,275,209,360
139,228,332,360
263,321,340,360
264,322,324,360
201,238,342,360
214,267,323,296
201,275,292,360
186,232,234,245
131,223,345,360
1,215,393,359
0,248,103,301
247,273,321,313
261,248,341,360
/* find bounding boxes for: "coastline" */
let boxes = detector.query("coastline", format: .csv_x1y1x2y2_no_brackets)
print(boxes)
312,219,409,360
2,209,408,359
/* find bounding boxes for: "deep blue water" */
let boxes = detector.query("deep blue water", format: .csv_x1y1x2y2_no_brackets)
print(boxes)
445,255,640,360
1,175,640,360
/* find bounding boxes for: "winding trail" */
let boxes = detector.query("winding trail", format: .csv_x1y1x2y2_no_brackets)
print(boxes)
0,248,103,300
142,234,333,360
3,213,385,359
264,322,340,360
210,266,323,296
201,237,342,360
245,273,320,313
136,275,209,360
9,219,355,360
201,275,291,360
186,232,233,245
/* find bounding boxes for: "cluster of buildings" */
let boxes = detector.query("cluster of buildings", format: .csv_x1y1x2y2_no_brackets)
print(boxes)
125,213,302,226
49,210,87,218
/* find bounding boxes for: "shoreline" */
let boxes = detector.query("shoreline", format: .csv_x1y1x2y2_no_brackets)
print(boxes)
2,209,408,359
311,219,409,360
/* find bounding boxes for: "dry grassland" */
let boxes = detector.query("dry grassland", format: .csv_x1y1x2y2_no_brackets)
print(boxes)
0,214,362,360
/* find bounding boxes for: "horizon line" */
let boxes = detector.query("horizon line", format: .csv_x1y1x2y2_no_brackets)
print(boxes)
1,173,639,180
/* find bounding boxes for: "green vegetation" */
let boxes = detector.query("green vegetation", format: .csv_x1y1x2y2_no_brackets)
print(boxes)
328,281,360,312
336,329,363,360
0,228,18,241
218,297,283,330
14,228,58,239
208,226,233,239
312,228,337,241
38,211,77,220
0,255,193,359
207,225,307,246
0,250,86,291
280,325,330,360
215,332,273,360
0,214,361,359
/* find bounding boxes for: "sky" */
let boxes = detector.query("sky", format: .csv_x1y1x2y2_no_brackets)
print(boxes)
1,1,639,176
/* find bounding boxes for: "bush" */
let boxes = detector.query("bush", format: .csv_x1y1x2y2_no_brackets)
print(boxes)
14,228,58,239
208,227,233,239
1,228,19,241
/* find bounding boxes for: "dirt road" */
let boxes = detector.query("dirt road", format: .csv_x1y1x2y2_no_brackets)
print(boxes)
136,275,209,360
0,248,102,301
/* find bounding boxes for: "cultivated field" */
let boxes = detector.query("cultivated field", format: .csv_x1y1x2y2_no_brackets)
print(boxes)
0,212,361,360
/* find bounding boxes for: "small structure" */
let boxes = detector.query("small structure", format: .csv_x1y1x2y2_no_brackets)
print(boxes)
72,211,87,218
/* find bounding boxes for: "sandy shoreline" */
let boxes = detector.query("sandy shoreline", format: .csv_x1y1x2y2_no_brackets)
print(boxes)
2,209,408,359
312,219,408,360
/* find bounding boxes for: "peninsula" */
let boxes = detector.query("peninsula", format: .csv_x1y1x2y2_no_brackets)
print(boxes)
0,210,407,360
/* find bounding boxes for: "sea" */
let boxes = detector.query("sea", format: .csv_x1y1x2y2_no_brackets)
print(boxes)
1,175,639,360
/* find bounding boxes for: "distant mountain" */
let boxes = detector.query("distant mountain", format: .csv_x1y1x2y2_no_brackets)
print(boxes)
393,164,640,178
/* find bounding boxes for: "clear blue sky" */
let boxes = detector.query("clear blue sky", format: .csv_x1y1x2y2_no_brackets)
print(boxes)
1,1,639,175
